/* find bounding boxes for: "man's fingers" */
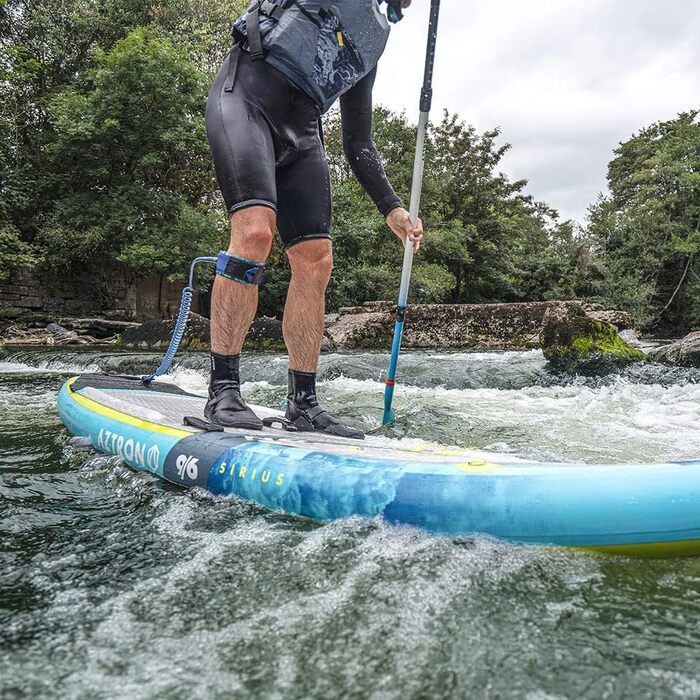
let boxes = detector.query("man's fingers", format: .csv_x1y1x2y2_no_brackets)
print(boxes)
391,210,423,252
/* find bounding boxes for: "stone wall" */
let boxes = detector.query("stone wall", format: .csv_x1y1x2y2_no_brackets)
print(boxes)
0,271,198,322
135,275,201,320
325,301,634,350
0,270,136,319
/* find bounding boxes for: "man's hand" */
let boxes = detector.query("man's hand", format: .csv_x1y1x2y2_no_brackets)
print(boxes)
386,207,423,254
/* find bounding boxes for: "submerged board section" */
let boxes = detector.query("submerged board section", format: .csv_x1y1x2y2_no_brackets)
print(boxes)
58,374,700,557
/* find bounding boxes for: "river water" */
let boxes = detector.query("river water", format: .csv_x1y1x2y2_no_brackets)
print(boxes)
2,348,700,699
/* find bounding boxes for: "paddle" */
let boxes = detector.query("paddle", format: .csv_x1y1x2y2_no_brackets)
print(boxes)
382,0,442,426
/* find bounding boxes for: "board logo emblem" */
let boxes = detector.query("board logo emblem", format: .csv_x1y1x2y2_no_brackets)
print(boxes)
176,454,199,481
146,444,160,472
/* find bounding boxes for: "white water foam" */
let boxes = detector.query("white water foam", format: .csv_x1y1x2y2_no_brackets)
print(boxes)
163,361,700,464
0,360,95,374
316,375,700,464
10,492,601,700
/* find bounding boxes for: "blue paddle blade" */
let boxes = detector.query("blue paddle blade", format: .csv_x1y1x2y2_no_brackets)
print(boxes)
382,407,396,426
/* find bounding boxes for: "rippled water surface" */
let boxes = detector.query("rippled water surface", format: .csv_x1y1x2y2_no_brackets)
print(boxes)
2,347,700,699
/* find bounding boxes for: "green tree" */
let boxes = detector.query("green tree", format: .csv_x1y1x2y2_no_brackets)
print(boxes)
587,111,700,330
36,28,222,277
319,107,586,311
429,112,568,303
0,206,36,282
1,0,163,243
0,0,243,283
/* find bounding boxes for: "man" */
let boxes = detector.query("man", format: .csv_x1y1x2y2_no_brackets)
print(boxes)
205,0,423,439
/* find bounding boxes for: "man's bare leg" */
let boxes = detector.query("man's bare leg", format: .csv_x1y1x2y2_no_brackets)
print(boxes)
206,206,275,429
283,239,363,439
283,238,334,372
211,206,276,355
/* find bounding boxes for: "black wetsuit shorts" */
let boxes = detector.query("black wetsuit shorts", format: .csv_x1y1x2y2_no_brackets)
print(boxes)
206,50,331,249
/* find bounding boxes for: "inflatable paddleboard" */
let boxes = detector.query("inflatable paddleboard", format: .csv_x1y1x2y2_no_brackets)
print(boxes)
58,374,700,558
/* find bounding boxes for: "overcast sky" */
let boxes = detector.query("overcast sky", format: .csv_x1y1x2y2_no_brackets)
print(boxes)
374,0,700,224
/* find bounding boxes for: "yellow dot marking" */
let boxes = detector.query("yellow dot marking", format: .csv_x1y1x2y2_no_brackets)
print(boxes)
456,460,501,474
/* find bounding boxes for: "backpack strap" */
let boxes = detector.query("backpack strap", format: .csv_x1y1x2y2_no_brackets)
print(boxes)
246,0,288,61
260,0,286,19
246,2,264,61
223,45,241,92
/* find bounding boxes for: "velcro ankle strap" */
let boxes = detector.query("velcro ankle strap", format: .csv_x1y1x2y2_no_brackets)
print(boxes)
304,405,327,423
216,251,266,286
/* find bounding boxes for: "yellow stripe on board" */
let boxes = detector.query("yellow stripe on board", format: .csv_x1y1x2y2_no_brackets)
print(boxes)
65,377,191,439
579,538,700,559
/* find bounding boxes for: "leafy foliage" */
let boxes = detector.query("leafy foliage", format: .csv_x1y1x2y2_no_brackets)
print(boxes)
0,220,36,282
321,108,582,310
587,111,700,331
38,28,221,275
1,0,696,332
0,0,243,284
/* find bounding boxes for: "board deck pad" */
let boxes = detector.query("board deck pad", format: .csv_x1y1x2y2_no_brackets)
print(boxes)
75,380,512,464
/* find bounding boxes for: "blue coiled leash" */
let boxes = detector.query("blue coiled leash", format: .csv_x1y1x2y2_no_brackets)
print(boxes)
142,256,217,384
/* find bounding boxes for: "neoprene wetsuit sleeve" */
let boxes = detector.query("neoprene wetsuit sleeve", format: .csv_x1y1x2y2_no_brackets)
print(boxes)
340,67,403,218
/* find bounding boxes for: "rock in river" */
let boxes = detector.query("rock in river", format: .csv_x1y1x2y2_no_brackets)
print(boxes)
117,313,211,350
117,313,297,352
540,303,646,374
648,332,700,367
325,300,634,351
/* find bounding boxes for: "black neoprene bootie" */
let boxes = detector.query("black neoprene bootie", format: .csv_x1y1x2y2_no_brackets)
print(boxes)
204,353,263,430
285,370,364,440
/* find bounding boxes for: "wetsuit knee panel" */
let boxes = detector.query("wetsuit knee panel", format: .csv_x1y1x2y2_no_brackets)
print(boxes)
216,251,266,286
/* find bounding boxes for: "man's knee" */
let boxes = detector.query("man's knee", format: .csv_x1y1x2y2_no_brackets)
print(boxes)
229,207,276,260
233,226,274,256
312,248,334,284
288,241,334,288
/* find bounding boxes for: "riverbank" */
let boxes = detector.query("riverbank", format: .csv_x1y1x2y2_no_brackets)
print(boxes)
0,315,138,346
4,300,694,373
325,300,634,350
3,300,636,352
